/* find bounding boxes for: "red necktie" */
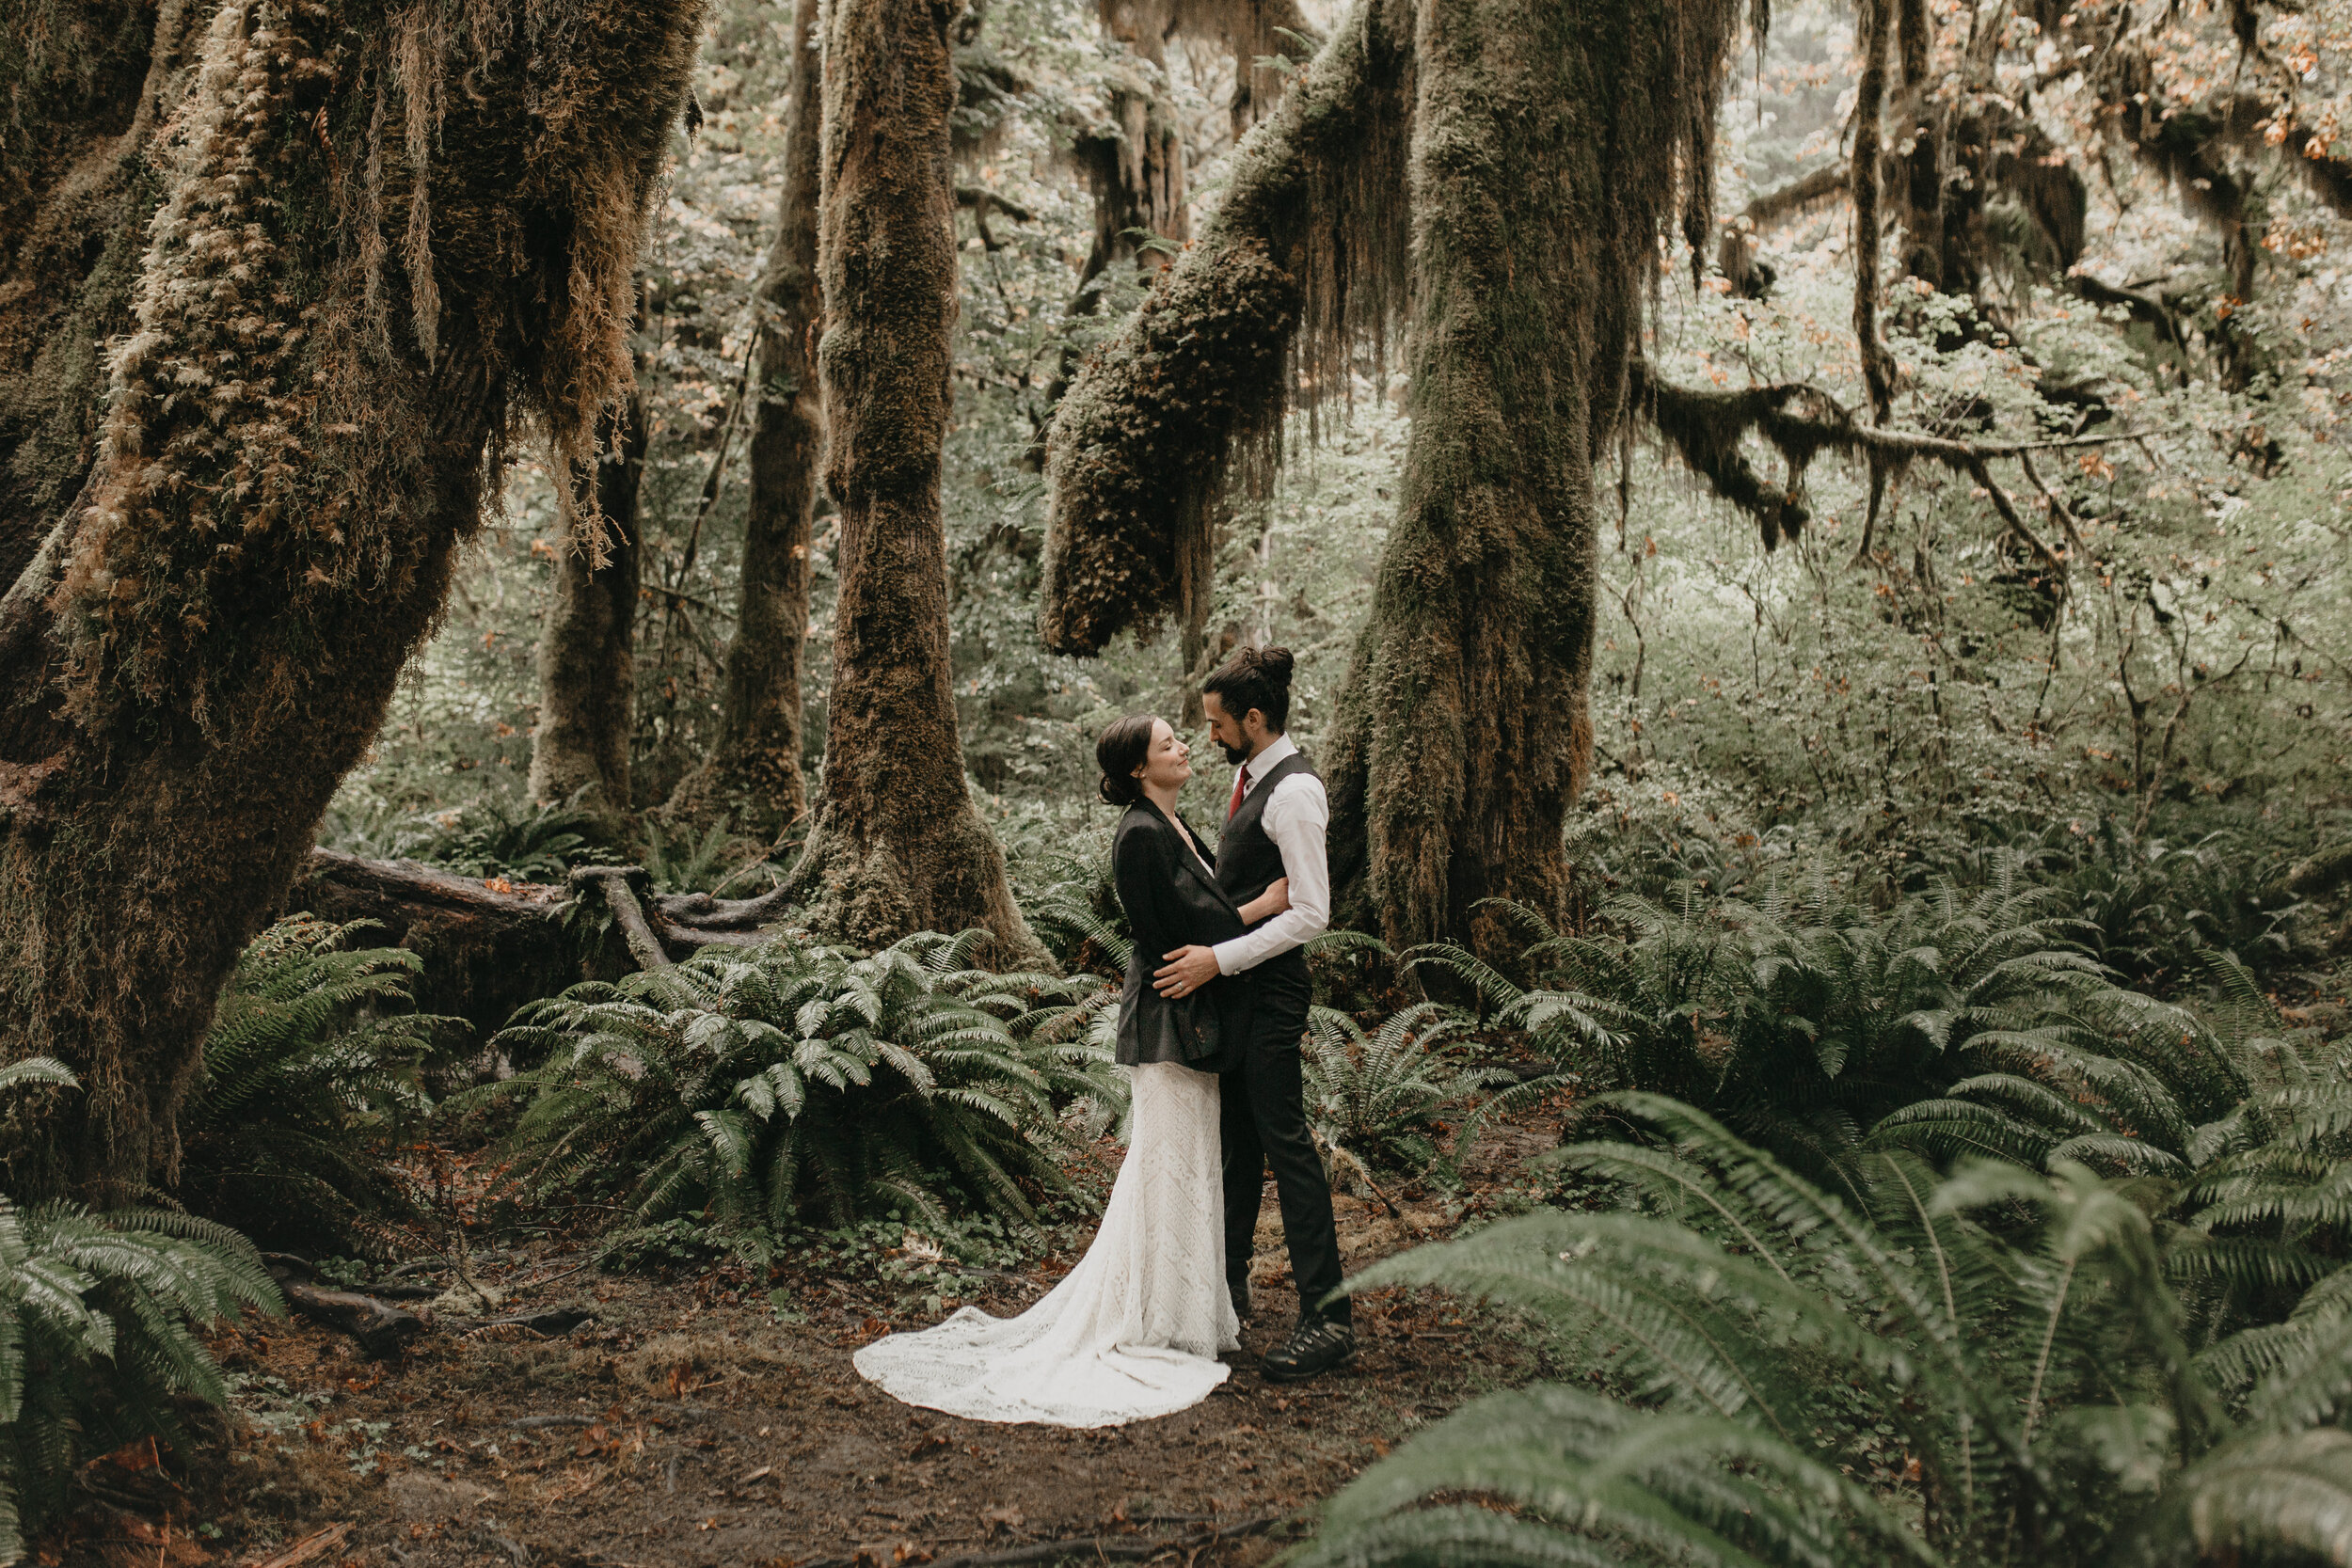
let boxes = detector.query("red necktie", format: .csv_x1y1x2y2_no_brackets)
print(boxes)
1228,764,1250,822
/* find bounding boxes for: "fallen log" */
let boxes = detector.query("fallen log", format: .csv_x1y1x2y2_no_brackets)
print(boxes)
280,1280,433,1359
285,847,802,1037
286,849,577,1038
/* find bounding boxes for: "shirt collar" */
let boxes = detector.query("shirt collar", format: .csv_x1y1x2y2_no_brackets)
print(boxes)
1243,733,1297,783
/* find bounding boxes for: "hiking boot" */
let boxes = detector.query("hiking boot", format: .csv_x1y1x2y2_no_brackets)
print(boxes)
1261,1318,1354,1383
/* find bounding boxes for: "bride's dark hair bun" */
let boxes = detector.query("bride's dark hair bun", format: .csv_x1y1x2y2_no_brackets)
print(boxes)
1095,714,1157,807
1201,644,1295,733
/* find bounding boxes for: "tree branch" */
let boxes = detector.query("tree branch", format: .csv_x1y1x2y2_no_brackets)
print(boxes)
1629,361,2153,574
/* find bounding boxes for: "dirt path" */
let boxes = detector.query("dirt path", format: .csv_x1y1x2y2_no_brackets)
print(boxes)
50,1119,1565,1568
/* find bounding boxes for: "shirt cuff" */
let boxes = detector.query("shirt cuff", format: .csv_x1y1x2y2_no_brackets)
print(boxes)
1212,936,1247,976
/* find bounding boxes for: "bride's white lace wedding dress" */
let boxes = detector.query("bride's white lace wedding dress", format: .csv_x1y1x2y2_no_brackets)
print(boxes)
852,1061,1240,1427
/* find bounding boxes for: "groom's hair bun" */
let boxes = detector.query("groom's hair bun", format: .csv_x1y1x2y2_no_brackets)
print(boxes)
1202,644,1295,733
1095,713,1157,807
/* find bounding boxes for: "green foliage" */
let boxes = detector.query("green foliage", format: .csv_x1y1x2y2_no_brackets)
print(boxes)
484,932,1124,1258
638,820,779,896
1299,1093,2352,1568
0,1063,283,1563
177,917,462,1255
1302,1002,1565,1186
413,797,613,882
1421,871,2177,1193
321,788,614,882
2039,822,2314,989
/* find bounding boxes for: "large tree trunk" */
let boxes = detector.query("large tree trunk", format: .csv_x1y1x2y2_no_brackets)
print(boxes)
1322,0,1740,945
663,0,822,842
1040,0,1740,952
529,390,649,820
0,0,704,1201
788,0,1038,957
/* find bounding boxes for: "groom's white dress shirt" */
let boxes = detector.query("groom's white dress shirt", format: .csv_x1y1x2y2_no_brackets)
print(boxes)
1210,733,1332,975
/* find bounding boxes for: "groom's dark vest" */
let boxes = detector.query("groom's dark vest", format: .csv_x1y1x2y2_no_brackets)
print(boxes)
1216,750,1317,992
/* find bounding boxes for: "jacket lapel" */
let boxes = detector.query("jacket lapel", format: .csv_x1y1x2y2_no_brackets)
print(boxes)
1139,800,1241,916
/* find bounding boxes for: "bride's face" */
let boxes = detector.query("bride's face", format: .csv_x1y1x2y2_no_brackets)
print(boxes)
1132,718,1192,794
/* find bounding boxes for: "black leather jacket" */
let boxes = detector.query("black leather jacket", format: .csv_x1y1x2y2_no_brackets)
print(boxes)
1111,800,1248,1071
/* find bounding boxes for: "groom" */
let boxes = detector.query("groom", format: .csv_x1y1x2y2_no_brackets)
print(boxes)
1152,646,1354,1383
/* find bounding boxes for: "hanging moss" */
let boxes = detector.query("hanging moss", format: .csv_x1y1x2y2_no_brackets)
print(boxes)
1038,0,1413,657
1635,365,1812,551
0,0,199,590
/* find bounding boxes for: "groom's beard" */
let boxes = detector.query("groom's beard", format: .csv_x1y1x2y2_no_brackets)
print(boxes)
1218,741,1249,766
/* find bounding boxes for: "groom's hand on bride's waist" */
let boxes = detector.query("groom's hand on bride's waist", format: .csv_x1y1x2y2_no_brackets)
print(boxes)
1153,945,1220,998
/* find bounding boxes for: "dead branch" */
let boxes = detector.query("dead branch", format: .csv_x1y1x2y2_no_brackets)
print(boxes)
955,184,1038,223
1742,163,1850,230
568,865,674,968
1629,361,2185,573
279,1280,432,1358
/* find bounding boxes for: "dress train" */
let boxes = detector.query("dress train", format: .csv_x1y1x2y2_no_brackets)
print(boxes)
852,1062,1239,1428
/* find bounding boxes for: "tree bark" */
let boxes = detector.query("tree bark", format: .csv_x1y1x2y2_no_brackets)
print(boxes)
0,0,705,1202
529,391,649,820
664,0,823,841
791,0,1040,958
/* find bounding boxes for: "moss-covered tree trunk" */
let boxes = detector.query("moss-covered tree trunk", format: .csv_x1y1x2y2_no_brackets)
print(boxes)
529,392,648,820
792,0,1038,956
664,0,822,841
0,0,703,1200
1041,0,1740,951
1320,0,1745,944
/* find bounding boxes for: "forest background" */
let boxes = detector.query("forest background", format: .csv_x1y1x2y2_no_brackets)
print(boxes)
10,0,2352,1560
336,0,2350,911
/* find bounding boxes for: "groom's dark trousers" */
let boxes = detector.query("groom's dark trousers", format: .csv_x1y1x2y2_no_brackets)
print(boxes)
1221,957,1350,1326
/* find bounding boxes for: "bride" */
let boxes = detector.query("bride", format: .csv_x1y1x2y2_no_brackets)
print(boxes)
852,714,1288,1427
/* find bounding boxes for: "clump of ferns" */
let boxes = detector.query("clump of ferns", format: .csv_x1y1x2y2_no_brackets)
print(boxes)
1016,845,1131,979
1298,1093,2352,1568
2152,954,2352,1360
1421,863,2172,1194
0,1061,282,1562
1301,1000,1571,1197
176,915,462,1257
483,932,1123,1261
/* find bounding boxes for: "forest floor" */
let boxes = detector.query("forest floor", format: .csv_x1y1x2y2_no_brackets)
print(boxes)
43,1108,1569,1568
